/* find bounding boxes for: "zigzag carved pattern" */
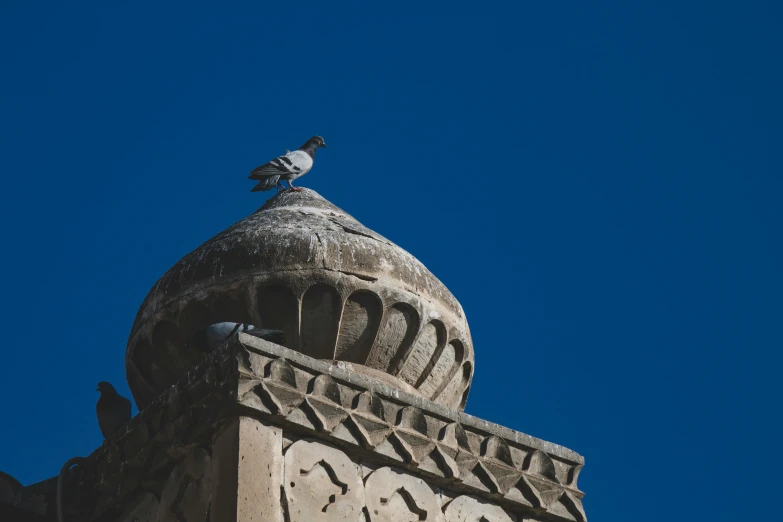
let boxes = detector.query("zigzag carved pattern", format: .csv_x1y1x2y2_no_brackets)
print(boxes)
238,349,586,522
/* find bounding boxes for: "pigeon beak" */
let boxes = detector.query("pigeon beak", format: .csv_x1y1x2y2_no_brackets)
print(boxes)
321,142,327,148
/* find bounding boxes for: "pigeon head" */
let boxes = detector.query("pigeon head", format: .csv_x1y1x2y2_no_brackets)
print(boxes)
299,135,327,155
97,381,116,394
309,135,326,149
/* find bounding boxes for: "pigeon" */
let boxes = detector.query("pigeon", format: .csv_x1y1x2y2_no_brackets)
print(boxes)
249,136,327,192
96,382,132,441
202,322,286,351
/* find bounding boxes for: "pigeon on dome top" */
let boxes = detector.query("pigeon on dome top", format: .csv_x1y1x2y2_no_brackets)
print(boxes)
249,136,327,193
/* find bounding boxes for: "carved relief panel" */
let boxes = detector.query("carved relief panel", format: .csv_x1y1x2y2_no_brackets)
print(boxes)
364,467,444,522
284,439,365,521
281,439,528,522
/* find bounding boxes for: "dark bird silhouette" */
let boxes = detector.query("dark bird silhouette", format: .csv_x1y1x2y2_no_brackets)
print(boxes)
96,382,132,440
249,136,326,192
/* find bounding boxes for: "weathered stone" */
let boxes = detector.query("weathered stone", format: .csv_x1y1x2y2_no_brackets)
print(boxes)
211,417,284,522
283,439,365,521
444,495,516,522
54,335,585,522
365,467,444,522
0,472,21,504
158,448,211,522
117,492,159,522
126,189,474,410
3,324,586,522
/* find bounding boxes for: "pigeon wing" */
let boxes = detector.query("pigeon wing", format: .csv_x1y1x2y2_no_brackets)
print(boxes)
249,151,305,179
245,327,286,345
250,176,280,192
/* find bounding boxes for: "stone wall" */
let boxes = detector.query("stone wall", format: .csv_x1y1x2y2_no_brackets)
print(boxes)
88,333,585,522
115,417,580,522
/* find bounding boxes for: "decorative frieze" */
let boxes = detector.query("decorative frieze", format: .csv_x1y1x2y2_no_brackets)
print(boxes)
87,333,585,522
233,333,586,522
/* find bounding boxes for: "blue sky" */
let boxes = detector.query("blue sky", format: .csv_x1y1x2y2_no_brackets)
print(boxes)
1,1,781,520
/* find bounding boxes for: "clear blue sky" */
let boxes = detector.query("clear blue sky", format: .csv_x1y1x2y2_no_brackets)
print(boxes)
1,1,780,520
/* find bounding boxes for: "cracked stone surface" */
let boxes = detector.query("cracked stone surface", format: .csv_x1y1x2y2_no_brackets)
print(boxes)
126,189,474,411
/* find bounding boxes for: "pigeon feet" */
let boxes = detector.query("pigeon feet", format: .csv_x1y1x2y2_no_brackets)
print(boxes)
287,187,303,192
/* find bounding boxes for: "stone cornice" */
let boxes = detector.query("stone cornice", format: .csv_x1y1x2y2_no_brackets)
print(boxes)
235,333,583,465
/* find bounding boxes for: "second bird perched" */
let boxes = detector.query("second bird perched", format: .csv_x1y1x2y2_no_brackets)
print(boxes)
96,381,132,441
249,136,327,192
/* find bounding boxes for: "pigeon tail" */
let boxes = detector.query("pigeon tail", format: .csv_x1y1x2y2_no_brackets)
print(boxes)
251,175,280,192
244,328,286,345
201,322,286,351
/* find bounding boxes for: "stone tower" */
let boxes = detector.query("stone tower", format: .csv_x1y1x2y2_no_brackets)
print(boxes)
1,189,587,522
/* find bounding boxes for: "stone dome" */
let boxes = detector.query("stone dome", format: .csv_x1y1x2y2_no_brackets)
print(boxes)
126,189,474,410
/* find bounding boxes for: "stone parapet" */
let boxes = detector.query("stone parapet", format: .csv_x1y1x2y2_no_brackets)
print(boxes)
70,333,586,522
